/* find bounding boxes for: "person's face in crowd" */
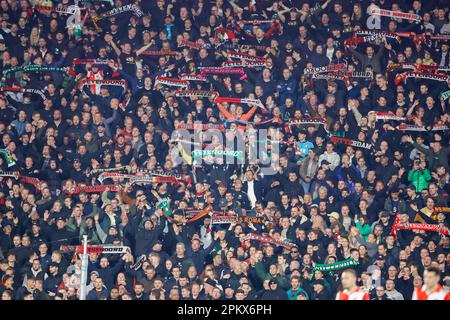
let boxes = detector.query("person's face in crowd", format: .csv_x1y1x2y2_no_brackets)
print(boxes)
32,259,41,271
12,234,21,247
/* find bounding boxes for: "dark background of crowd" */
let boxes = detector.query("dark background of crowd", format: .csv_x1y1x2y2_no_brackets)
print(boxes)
0,0,449,301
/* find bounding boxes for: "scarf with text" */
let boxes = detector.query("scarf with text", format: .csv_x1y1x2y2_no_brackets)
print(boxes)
0,87,46,100
386,62,417,72
129,175,186,185
311,71,373,80
395,71,449,85
215,96,265,110
73,58,110,65
395,124,449,132
0,171,42,189
179,74,207,82
222,60,267,68
140,51,178,56
79,79,126,91
392,221,449,237
191,149,244,160
212,215,266,225
330,135,373,150
226,51,268,62
199,67,247,80
0,171,19,179
286,117,326,126
154,76,189,89
433,207,450,214
175,90,218,99
370,8,421,22
66,184,124,195
75,245,130,255
3,65,74,76
304,63,346,75
34,4,90,15
312,258,360,272
93,4,143,22
375,112,406,121
176,123,225,131
247,233,297,249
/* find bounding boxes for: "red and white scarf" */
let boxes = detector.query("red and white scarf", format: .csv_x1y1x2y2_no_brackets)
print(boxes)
175,90,218,99
330,135,373,150
247,233,297,249
370,8,421,22
215,96,265,110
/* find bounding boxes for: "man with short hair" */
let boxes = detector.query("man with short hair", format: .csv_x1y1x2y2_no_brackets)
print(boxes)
412,267,450,300
336,269,369,300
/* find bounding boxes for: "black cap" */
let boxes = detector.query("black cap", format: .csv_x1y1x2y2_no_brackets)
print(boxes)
313,279,325,287
204,278,217,287
380,211,390,218
269,279,278,285
376,255,385,261
390,187,400,193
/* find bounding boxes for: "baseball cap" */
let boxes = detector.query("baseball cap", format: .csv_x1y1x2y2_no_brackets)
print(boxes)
313,279,325,287
380,211,390,218
327,212,340,220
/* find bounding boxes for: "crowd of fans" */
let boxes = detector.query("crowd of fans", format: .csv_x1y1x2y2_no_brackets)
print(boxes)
0,0,449,300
